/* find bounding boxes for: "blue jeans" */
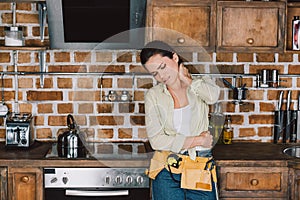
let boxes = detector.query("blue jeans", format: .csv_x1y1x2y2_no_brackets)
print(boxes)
152,168,217,200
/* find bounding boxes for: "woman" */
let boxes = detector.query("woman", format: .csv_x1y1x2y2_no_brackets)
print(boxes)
140,40,220,200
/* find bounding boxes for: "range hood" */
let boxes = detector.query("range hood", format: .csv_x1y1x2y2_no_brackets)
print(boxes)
46,0,147,50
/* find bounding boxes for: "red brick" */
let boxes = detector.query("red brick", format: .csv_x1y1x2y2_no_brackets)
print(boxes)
27,91,63,101
118,128,132,139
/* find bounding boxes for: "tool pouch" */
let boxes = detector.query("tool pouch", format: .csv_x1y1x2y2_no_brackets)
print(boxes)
181,156,215,191
146,151,170,179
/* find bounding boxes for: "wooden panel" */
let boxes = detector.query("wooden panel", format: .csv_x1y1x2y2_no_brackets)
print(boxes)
0,168,7,200
8,168,43,200
216,1,285,52
225,172,281,191
221,7,278,47
146,0,216,52
152,6,210,46
218,166,288,199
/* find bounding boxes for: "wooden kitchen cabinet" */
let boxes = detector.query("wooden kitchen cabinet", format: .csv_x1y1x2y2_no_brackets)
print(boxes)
7,167,43,200
218,166,288,199
146,0,216,52
216,1,285,53
0,168,7,200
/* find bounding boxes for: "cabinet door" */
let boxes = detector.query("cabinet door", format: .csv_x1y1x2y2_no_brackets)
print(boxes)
218,166,288,199
0,168,7,200
147,0,216,52
217,1,285,53
8,168,43,200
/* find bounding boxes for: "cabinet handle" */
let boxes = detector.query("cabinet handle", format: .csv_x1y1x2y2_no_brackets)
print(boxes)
250,179,259,186
177,37,185,44
246,38,254,45
21,176,29,183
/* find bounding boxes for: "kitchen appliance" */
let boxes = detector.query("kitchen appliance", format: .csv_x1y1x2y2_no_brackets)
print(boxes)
44,167,150,200
46,0,147,49
44,142,151,200
5,112,34,147
57,114,86,158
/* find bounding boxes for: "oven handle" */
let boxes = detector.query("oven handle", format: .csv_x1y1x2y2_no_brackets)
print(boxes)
65,189,129,197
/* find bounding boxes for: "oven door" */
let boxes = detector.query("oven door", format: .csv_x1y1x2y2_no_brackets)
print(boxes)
45,188,150,200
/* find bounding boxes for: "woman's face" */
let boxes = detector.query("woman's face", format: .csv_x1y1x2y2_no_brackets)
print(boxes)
144,53,179,85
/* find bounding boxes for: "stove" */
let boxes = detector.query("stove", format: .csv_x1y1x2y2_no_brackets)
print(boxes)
45,142,149,160
44,142,152,200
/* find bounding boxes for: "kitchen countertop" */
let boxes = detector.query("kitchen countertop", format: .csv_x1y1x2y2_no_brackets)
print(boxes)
0,141,299,168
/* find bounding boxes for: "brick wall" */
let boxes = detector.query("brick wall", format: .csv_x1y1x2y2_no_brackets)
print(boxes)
0,2,299,143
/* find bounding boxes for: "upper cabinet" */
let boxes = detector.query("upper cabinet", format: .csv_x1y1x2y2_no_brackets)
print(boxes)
146,0,216,52
216,1,285,53
146,0,288,53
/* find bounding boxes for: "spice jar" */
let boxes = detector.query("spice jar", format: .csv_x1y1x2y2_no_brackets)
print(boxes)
120,91,131,101
4,26,24,46
107,91,118,102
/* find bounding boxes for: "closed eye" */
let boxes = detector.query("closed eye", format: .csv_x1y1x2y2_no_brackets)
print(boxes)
152,72,158,77
161,63,166,69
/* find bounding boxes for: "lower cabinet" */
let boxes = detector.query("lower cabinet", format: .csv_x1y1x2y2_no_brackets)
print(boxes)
0,168,7,200
7,167,43,200
217,166,288,199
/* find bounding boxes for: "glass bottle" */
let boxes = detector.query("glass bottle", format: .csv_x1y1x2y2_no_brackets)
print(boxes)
208,102,225,145
223,115,233,144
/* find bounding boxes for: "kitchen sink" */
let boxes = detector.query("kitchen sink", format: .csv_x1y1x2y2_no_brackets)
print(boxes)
283,146,300,158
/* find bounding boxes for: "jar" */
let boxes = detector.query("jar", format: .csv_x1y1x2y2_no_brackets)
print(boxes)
4,26,24,47
120,91,131,101
107,91,118,101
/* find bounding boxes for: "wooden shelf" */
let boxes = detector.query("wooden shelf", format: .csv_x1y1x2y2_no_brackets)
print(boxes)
0,46,48,51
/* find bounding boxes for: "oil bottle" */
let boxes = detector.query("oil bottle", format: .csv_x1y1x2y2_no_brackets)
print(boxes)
223,115,233,144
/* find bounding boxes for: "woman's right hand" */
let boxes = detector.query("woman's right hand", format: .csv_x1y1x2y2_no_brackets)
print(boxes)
183,131,213,149
198,131,213,148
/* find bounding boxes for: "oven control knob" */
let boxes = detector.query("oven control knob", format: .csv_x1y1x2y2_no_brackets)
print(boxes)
136,176,144,184
105,176,111,184
50,177,58,183
115,176,122,184
126,176,133,184
62,177,68,184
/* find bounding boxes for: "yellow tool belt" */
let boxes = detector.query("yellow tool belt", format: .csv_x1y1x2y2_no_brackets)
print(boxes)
145,150,217,191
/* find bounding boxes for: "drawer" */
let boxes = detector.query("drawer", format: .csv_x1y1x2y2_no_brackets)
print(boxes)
225,172,281,191
218,167,288,198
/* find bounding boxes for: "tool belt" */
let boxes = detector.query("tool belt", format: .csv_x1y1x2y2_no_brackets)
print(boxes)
145,150,217,191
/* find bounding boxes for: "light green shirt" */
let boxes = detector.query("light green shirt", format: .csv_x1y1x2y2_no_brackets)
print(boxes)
144,76,220,160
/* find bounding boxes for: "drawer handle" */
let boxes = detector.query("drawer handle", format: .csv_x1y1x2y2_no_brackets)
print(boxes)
246,38,254,45
177,37,185,44
250,179,259,186
21,176,29,183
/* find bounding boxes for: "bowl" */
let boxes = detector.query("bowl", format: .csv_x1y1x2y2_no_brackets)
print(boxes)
283,146,300,158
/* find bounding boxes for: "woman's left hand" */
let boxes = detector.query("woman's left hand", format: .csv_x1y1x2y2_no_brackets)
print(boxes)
178,64,192,87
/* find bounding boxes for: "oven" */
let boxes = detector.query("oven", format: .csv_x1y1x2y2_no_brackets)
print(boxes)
44,168,150,200
43,142,151,200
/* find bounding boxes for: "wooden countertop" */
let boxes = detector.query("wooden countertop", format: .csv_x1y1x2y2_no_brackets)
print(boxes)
0,141,299,168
